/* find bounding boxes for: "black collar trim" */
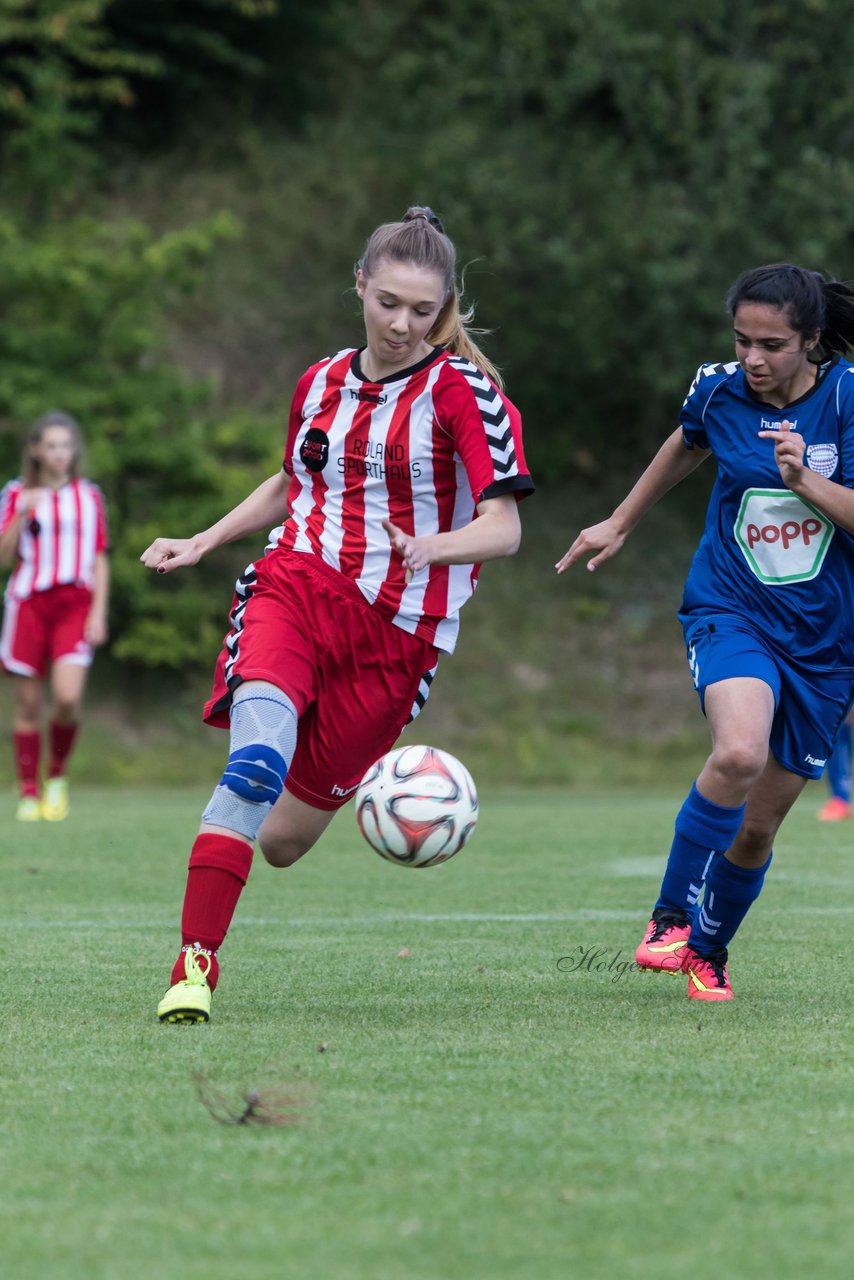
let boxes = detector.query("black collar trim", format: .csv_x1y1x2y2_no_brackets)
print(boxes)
351,346,445,385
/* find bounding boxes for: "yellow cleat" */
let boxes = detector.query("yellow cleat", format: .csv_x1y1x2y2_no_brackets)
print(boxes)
16,796,42,822
41,777,69,822
157,947,213,1024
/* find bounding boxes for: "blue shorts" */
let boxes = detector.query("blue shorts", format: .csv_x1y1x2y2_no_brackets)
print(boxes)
681,612,854,780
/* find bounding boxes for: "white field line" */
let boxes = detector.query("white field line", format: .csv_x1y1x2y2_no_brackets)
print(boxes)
3,905,852,931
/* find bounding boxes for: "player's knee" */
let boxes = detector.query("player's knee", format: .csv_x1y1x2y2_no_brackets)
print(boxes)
735,800,789,855
258,829,316,868
730,814,776,862
201,744,288,841
16,684,42,722
711,741,766,787
222,745,287,806
202,683,299,841
53,699,79,724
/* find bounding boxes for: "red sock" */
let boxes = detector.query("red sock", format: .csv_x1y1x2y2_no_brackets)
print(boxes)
13,731,41,797
49,720,78,778
170,833,254,991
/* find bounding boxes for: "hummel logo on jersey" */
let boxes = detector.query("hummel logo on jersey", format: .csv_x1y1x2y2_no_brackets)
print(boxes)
331,781,360,797
760,417,798,431
350,388,388,405
804,754,828,767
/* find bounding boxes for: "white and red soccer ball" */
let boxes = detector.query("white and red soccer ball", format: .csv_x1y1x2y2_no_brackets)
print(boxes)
354,745,479,867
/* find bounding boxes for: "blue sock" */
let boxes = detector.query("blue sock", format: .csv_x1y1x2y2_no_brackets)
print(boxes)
655,783,746,920
690,852,772,955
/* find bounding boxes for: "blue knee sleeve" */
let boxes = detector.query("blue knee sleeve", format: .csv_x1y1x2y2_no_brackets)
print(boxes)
202,682,298,840
222,744,286,804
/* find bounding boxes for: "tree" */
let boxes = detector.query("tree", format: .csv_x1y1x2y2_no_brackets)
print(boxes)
0,207,284,667
0,0,284,669
302,0,854,475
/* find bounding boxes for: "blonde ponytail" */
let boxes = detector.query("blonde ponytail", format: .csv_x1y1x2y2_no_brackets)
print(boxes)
428,288,503,389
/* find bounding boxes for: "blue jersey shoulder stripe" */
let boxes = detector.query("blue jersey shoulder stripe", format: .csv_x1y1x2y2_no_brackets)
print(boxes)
682,361,740,408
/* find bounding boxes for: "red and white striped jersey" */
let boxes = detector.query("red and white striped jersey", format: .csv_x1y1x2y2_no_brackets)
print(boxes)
275,346,534,652
0,478,109,600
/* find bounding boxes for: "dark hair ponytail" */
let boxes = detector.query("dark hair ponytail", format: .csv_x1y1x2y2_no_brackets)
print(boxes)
819,278,854,356
726,263,854,356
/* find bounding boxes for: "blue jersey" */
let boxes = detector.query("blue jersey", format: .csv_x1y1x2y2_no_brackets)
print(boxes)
678,356,854,673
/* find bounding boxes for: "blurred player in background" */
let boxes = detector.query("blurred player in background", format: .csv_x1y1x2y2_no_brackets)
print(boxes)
0,412,110,821
142,206,534,1024
817,710,852,821
558,263,854,1001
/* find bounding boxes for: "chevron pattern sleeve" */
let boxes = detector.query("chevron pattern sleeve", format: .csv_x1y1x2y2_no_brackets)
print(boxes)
438,356,535,503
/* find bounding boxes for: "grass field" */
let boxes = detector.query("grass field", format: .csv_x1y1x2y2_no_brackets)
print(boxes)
2,784,852,1280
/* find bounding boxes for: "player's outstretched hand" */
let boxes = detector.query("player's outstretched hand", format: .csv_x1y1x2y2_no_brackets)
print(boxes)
139,536,205,574
383,518,432,575
17,486,47,513
84,610,109,647
555,517,627,574
757,419,805,489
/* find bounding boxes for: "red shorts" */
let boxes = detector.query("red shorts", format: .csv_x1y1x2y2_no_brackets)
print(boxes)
0,585,94,678
204,548,440,811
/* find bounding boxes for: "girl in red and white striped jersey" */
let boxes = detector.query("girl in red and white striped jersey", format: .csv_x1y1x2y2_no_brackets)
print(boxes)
0,412,110,822
141,206,534,1024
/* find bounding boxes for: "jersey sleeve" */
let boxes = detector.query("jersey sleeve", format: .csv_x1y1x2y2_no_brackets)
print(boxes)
281,355,348,476
837,366,854,488
284,366,320,476
0,480,22,535
680,362,737,450
680,365,713,450
434,359,535,505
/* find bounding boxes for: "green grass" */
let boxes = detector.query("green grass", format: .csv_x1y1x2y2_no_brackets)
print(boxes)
2,785,852,1280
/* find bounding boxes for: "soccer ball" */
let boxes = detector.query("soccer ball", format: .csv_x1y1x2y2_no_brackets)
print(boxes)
354,745,478,868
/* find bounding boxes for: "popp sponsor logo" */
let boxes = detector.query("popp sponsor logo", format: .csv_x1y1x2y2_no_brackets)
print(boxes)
734,489,833,585
745,516,823,553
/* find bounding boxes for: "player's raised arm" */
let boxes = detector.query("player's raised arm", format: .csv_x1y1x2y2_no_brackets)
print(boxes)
0,485,46,565
140,470,289,573
555,428,710,573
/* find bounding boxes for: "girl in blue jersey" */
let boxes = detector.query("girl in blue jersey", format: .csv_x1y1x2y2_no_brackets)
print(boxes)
557,263,854,1001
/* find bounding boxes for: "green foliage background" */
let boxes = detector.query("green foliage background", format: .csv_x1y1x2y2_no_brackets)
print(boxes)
2,0,854,683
